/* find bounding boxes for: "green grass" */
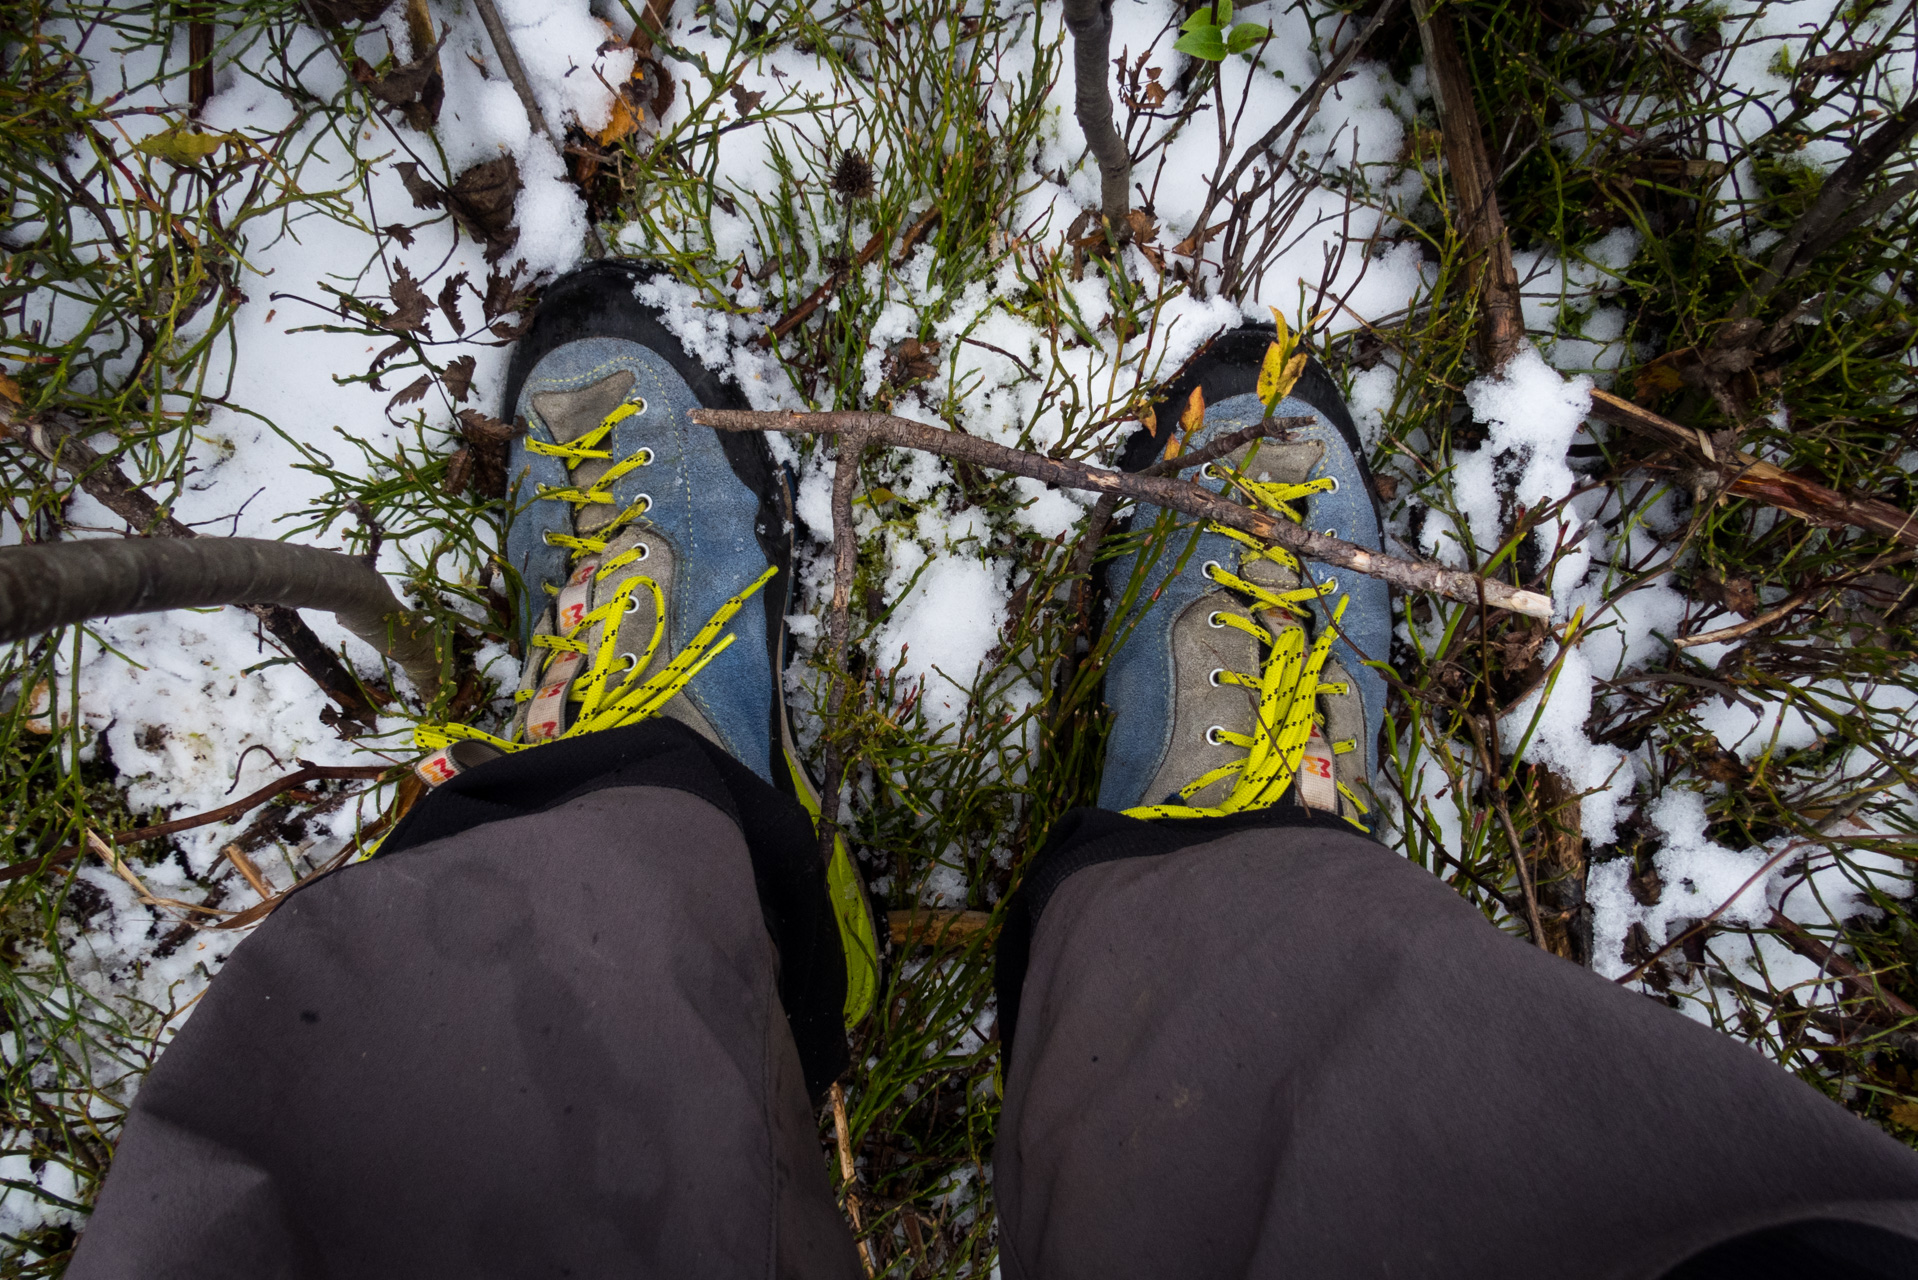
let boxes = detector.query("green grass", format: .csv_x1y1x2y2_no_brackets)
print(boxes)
2,0,1917,1274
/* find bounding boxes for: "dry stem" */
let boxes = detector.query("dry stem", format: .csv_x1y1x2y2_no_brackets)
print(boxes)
691,408,1556,618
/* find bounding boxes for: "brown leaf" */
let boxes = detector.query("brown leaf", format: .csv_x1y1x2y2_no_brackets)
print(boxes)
395,161,444,211
442,354,477,404
383,263,432,333
441,446,474,495
0,371,21,407
369,338,410,374
1888,1100,1918,1132
1123,208,1158,243
1799,47,1880,80
350,35,445,111
445,157,522,263
382,222,416,248
482,263,535,337
306,0,392,26
437,271,469,333
456,408,518,443
1373,474,1399,502
885,337,940,385
386,374,432,412
646,57,676,119
1171,219,1227,258
729,83,765,116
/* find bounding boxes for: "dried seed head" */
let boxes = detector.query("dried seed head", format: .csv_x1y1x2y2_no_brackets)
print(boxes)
831,149,875,201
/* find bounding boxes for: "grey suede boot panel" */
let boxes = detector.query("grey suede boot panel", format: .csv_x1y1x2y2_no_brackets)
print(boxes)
1137,592,1256,808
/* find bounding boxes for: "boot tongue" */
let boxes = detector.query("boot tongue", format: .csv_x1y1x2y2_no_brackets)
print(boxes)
533,371,636,535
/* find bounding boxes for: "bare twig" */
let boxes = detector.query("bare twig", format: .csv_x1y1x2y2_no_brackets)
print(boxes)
1769,910,1918,1020
691,408,1556,617
0,763,389,886
469,0,607,257
1061,0,1130,237
814,431,867,871
1186,0,1404,283
1412,0,1524,371
761,208,936,345
888,908,994,947
222,844,273,899
1730,98,1918,320
1588,390,1918,547
3,406,388,725
1138,415,1312,477
830,1081,878,1277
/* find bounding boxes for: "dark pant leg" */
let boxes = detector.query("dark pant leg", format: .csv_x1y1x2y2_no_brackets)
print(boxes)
994,815,1918,1280
69,722,861,1280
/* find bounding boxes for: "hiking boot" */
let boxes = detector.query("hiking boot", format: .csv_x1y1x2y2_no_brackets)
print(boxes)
1099,331,1391,827
411,259,878,1022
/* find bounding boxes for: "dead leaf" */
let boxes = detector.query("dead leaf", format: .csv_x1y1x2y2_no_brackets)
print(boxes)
886,337,941,385
1799,47,1880,80
441,446,474,495
1633,350,1692,402
305,0,393,25
383,222,416,248
395,161,444,211
729,82,765,116
1171,219,1227,258
1373,474,1399,502
383,264,432,333
1172,386,1205,457
442,354,477,404
445,156,521,263
0,371,21,407
1888,1100,1918,1132
626,0,673,58
437,271,469,334
386,375,432,412
456,408,517,443
350,33,445,124
1123,208,1158,244
482,263,535,337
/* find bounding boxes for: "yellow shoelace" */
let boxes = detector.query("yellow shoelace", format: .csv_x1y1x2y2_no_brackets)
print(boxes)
1122,460,1369,827
415,398,774,757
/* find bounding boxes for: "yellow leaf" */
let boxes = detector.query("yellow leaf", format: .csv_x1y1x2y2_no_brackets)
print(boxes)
1267,305,1290,356
1889,1100,1918,1132
1164,385,1205,459
134,124,232,167
0,371,20,407
1256,339,1289,409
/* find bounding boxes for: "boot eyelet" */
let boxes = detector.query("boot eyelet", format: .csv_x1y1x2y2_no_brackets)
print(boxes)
1201,559,1223,581
632,543,650,561
1323,527,1338,539
1205,725,1227,746
624,595,643,613
1208,667,1225,687
636,447,655,465
1200,463,1219,480
636,493,654,513
627,396,649,414
1207,611,1227,629
1323,475,1341,493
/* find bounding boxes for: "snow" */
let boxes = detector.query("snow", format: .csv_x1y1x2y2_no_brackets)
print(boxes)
9,0,1917,1251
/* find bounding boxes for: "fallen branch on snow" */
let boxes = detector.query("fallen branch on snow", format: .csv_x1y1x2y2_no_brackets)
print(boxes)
690,407,1557,618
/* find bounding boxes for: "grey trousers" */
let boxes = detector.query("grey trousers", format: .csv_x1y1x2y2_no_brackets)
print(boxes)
67,723,1918,1278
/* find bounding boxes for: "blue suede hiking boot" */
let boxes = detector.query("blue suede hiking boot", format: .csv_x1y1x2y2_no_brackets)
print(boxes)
411,260,878,1023
1100,331,1390,827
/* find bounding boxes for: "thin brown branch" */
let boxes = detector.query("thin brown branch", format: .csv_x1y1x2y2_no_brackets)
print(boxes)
888,908,995,948
691,408,1556,617
762,209,935,345
1412,0,1524,371
830,1081,879,1277
1186,0,1404,275
814,429,868,869
1138,415,1313,477
1588,389,1918,548
1769,910,1918,1020
0,764,389,886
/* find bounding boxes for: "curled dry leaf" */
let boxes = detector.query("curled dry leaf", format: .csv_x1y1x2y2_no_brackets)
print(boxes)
386,374,432,412
442,354,477,404
437,271,470,334
383,264,432,333
446,156,522,263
